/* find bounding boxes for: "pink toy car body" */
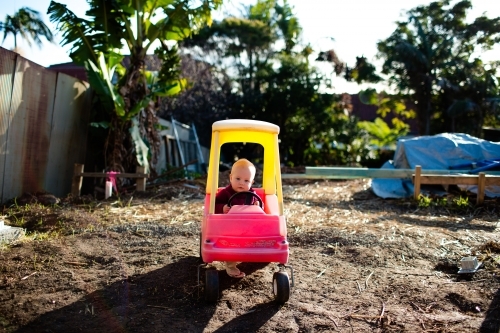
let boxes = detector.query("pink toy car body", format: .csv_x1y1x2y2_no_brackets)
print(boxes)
201,188,289,264
199,119,293,303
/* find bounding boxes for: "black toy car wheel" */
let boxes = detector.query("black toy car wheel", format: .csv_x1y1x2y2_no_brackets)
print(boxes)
205,270,219,302
272,271,290,304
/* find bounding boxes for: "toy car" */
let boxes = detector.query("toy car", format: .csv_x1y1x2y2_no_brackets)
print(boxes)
198,119,294,304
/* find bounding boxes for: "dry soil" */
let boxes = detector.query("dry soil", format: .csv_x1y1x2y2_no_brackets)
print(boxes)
1,177,499,333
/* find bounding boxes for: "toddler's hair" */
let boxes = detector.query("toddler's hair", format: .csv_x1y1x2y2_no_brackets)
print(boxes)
231,158,256,178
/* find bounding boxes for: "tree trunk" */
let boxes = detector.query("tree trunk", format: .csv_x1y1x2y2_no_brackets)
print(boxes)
105,116,131,174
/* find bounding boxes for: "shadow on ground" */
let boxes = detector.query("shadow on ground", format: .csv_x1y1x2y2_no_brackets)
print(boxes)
212,301,280,333
13,257,281,333
13,257,207,332
481,287,500,333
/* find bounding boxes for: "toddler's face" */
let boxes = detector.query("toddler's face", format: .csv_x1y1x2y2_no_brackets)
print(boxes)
229,166,254,192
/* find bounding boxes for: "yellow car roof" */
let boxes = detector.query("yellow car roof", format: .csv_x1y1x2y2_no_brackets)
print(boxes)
212,119,279,134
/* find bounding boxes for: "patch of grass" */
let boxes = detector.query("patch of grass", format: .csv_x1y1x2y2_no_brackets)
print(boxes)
418,194,432,208
2,202,76,241
23,230,61,242
452,196,469,207
436,197,448,206
417,194,472,211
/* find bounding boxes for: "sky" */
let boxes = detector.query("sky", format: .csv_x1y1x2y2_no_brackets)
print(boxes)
1,0,499,93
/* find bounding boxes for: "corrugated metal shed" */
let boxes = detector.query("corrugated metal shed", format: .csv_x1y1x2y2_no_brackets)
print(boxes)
45,74,91,195
8,54,56,198
0,47,91,203
0,49,16,201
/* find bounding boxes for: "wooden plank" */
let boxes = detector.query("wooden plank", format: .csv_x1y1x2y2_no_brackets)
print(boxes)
71,164,84,197
76,172,148,178
417,175,481,185
303,166,500,179
414,174,500,186
72,164,148,197
281,174,326,179
307,167,416,179
410,171,500,205
481,177,500,186
281,172,481,180
136,166,146,191
282,165,500,206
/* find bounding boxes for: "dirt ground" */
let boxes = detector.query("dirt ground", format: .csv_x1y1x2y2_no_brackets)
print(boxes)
1,175,499,333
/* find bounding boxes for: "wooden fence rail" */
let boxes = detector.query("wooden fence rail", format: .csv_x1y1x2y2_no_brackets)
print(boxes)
412,165,500,205
71,164,148,197
281,165,500,205
281,166,500,179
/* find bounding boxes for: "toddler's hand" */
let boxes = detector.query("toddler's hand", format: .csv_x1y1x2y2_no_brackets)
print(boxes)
223,205,231,214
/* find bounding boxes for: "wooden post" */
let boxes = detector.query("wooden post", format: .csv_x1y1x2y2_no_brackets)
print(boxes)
477,172,486,205
413,165,422,200
71,164,84,197
165,137,172,166
136,166,146,192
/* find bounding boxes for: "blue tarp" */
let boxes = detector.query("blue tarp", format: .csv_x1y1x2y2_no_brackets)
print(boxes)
371,133,500,199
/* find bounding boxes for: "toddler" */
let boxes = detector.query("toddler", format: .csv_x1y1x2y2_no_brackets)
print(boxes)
215,158,262,278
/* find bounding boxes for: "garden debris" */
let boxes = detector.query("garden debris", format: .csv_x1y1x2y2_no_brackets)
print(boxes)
0,220,25,245
458,256,482,274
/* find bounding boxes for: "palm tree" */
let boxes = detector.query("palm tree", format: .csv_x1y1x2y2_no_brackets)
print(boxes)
0,7,54,50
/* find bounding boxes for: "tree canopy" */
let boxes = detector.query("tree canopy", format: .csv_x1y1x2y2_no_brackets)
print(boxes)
377,0,500,135
173,0,370,166
43,0,500,172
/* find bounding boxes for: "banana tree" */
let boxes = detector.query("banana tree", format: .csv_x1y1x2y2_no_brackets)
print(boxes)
48,0,222,174
357,89,414,151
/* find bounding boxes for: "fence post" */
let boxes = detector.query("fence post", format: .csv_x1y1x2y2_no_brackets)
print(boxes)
136,166,146,191
413,165,422,200
477,172,486,205
72,164,84,197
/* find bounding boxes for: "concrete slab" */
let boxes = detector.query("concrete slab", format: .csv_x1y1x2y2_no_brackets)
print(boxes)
0,221,25,245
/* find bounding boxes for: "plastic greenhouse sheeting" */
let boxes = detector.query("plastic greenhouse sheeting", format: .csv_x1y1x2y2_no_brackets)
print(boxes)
371,133,500,199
